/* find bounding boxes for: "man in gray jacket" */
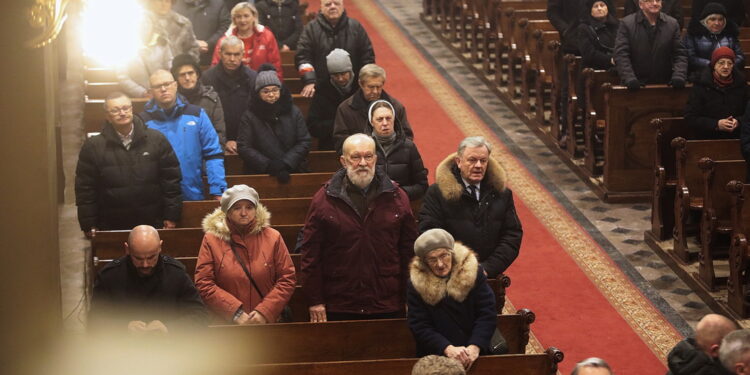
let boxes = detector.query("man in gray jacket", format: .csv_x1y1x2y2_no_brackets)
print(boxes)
614,0,687,90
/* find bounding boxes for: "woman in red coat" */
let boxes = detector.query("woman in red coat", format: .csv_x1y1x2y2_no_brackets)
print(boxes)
195,184,296,324
211,2,283,79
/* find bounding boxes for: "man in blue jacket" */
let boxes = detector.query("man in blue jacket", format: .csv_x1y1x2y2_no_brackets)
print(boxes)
141,69,226,201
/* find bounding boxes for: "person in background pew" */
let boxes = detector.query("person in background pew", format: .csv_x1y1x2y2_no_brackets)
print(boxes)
684,3,745,82
667,313,737,375
719,329,750,374
141,70,227,201
172,0,231,65
88,225,208,333
255,0,303,51
211,2,283,78
686,47,746,139
623,0,683,28
693,0,747,28
307,48,358,150
571,357,613,375
406,229,499,369
332,64,413,152
171,54,227,148
368,100,428,201
76,92,182,238
295,0,375,98
418,136,523,279
575,0,618,71
195,184,296,324
237,65,311,181
202,35,258,155
614,0,688,90
411,355,466,375
298,134,417,322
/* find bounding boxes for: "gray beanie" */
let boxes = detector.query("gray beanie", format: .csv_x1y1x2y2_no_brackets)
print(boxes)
220,185,259,213
414,229,455,258
326,48,353,74
254,70,282,92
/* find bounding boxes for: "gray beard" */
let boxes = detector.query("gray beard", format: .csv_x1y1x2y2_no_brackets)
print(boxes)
347,168,374,189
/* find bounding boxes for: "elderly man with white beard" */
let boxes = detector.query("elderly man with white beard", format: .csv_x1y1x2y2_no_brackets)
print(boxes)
298,133,418,322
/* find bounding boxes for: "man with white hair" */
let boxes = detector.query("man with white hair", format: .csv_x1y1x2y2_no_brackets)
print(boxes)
298,133,417,322
570,357,613,375
668,313,737,375
720,329,750,374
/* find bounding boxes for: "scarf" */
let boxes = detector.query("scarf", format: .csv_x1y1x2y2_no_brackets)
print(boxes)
227,216,256,249
178,83,202,104
713,71,734,87
373,131,397,154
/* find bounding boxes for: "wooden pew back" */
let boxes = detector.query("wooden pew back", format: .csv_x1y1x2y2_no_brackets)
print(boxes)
220,172,331,199
727,181,750,317
224,151,341,175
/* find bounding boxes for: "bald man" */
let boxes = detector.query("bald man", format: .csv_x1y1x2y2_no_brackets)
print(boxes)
88,225,208,333
667,313,737,375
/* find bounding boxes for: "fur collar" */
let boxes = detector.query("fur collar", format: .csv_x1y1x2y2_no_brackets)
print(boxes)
201,203,271,242
434,152,507,201
409,243,479,305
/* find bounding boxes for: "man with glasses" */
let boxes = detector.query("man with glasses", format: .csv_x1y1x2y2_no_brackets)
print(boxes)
75,92,182,238
298,133,417,322
418,136,523,279
140,70,226,201
624,0,684,28
614,0,687,90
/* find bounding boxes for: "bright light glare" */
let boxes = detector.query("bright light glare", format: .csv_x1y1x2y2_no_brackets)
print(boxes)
80,0,146,68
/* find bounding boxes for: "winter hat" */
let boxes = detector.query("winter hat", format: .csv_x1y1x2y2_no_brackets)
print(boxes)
700,2,727,20
254,64,282,92
368,99,396,124
326,48,353,74
220,185,259,213
414,229,455,259
171,54,202,79
711,46,735,67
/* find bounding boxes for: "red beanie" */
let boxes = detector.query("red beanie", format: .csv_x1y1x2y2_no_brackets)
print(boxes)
711,46,736,67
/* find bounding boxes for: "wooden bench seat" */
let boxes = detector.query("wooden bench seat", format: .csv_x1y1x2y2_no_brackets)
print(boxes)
726,181,750,317
494,1,547,87
224,151,340,175
532,30,560,129
506,9,548,98
220,172,332,199
581,68,618,176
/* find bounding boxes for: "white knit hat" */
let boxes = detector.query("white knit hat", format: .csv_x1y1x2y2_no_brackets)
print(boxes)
220,185,259,213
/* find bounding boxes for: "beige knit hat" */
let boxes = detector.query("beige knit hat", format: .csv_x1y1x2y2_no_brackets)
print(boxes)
220,185,259,213
414,228,455,258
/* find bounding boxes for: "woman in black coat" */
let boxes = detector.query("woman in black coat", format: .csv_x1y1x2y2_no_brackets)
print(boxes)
407,229,498,369
255,0,303,50
237,65,311,182
685,47,747,140
368,100,428,201
576,0,618,70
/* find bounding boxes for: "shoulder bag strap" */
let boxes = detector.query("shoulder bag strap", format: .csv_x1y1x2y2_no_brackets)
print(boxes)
229,241,265,299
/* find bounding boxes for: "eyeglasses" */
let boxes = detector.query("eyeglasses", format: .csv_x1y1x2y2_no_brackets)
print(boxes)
348,153,375,163
425,252,451,266
150,81,175,91
260,87,281,95
107,105,132,115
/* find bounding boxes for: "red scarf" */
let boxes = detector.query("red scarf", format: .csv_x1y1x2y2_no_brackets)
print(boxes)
713,71,734,87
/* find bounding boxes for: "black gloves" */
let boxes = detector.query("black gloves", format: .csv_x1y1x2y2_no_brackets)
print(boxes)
670,78,685,89
267,160,285,175
625,79,641,91
276,170,291,184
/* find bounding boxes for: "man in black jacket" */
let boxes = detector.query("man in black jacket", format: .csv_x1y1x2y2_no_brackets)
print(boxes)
667,314,737,375
418,136,523,278
624,0,684,28
88,225,208,333
295,0,375,98
75,92,182,238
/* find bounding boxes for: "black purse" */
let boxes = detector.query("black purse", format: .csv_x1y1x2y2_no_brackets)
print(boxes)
229,242,293,323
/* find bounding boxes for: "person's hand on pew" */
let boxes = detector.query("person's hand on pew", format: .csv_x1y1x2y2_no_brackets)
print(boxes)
466,345,480,367
718,117,738,133
146,320,169,333
247,310,268,324
235,311,251,325
128,320,148,332
163,220,176,229
444,345,470,368
197,40,209,53
281,44,290,51
225,141,238,155
84,227,97,239
624,79,641,91
301,83,316,98
669,78,685,90
309,304,327,322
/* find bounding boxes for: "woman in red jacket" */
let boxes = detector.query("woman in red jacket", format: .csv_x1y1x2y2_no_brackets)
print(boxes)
195,184,296,324
211,2,283,79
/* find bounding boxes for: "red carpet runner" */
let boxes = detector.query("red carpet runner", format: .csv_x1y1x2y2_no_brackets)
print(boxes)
310,1,684,373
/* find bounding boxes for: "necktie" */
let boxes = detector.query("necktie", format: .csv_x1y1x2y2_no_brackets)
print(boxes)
468,185,478,201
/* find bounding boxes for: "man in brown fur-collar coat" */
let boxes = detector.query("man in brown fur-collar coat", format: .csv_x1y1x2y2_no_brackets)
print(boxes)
418,136,522,278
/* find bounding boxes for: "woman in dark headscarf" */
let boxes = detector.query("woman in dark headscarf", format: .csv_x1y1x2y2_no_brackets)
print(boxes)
575,0,619,70
684,2,745,81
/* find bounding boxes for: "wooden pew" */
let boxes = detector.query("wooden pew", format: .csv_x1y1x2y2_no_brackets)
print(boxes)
726,181,750,317
219,172,332,199
563,54,582,156
697,158,746,290
236,349,564,375
506,10,547,98
519,20,556,113
494,1,547,87
208,310,536,364
180,197,312,227
581,69,618,176
671,138,742,262
533,30,560,131
84,78,304,99
224,151,341,175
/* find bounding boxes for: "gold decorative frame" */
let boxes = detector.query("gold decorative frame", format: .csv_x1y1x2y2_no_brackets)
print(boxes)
26,0,71,48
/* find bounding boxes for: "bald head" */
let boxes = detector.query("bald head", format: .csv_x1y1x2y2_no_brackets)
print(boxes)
341,133,375,155
696,314,738,358
149,69,178,108
126,225,162,276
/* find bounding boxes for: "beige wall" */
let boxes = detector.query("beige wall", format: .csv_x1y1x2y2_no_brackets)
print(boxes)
0,1,63,373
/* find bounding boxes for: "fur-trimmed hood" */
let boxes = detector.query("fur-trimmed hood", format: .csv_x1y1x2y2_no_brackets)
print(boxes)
409,242,479,306
201,203,271,242
434,152,507,201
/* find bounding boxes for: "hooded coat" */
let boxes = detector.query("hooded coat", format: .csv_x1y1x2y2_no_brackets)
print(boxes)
684,17,744,79
179,83,227,147
406,243,496,357
295,10,375,85
255,0,303,50
236,85,311,174
172,0,231,65
201,63,258,141
418,154,523,278
298,167,418,315
195,204,297,322
614,10,687,85
575,0,619,70
685,66,747,139
75,117,182,231
666,337,732,375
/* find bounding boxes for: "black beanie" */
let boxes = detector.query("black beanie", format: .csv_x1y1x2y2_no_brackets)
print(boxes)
700,2,728,19
171,54,202,79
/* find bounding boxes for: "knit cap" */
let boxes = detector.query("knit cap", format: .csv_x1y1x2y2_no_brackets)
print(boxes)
711,46,735,67
255,64,282,92
414,229,455,259
171,54,202,79
700,2,727,19
326,48,353,74
220,185,259,213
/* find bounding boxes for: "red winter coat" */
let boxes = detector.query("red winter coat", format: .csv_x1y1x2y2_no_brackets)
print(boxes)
298,168,418,314
211,25,283,79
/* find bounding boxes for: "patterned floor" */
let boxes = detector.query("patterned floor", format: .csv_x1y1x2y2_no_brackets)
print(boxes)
374,0,712,335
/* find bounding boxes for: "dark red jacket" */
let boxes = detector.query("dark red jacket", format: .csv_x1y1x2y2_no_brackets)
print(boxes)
298,167,417,314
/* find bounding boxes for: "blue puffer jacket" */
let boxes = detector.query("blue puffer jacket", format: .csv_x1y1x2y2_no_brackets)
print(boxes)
684,19,744,77
141,97,226,200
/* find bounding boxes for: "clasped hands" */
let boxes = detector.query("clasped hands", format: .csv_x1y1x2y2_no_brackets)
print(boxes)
127,320,168,334
717,116,738,133
235,310,268,325
444,344,480,369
